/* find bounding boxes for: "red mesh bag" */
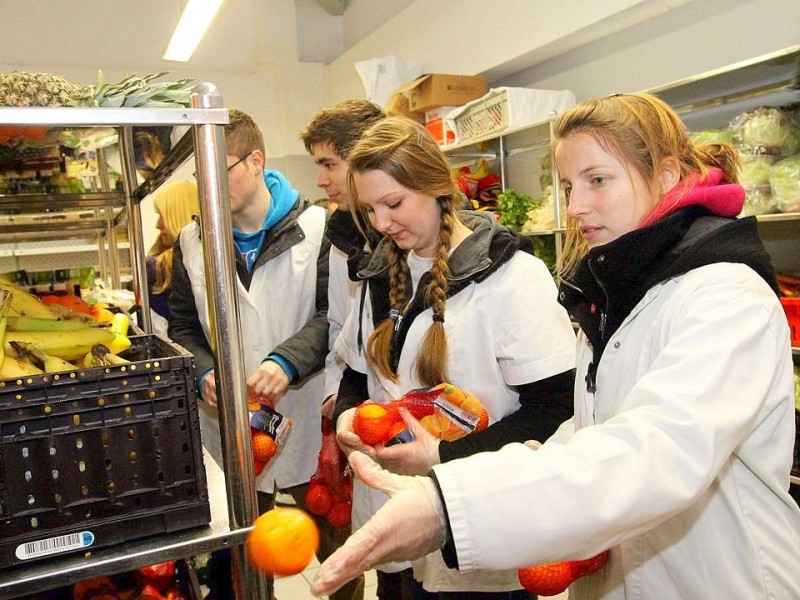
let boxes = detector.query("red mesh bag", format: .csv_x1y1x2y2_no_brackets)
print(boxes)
305,416,353,528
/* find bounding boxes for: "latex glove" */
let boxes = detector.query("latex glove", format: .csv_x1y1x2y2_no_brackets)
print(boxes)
200,370,218,407
374,408,441,476
336,407,377,459
310,452,447,597
321,394,337,420
246,359,290,405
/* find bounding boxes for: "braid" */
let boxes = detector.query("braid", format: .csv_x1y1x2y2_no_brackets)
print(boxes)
367,243,410,382
416,197,453,386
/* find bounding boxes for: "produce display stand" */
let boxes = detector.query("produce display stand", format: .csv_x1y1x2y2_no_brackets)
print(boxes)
0,85,267,598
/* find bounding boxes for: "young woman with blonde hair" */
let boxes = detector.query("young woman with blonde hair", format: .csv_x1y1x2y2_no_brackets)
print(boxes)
331,116,577,599
313,94,800,600
146,178,200,330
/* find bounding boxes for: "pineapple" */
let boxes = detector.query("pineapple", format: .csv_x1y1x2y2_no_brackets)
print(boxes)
0,71,80,107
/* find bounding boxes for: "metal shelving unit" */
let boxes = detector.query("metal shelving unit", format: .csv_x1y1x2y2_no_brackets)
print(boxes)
0,85,266,599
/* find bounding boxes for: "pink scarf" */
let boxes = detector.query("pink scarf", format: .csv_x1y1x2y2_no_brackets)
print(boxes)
642,167,744,227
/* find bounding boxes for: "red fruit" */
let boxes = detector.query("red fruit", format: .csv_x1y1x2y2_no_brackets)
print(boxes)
136,560,176,591
305,481,334,517
251,429,277,463
353,403,398,445
326,501,352,528
573,550,609,578
518,562,575,596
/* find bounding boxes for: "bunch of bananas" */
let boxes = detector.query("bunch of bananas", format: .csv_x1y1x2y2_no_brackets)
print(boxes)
0,281,132,380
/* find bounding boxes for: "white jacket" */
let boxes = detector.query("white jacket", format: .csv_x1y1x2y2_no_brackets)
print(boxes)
433,263,800,599
180,206,327,493
337,250,576,588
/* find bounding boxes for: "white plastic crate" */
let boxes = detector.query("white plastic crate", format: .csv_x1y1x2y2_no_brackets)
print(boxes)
449,87,576,145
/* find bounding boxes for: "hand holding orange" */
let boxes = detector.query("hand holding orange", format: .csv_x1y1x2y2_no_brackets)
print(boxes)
247,507,319,576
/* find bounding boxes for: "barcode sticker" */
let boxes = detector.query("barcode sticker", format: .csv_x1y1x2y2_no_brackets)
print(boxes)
434,398,479,433
15,530,94,560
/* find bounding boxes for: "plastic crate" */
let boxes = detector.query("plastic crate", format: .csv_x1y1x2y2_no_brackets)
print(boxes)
781,297,799,346
0,334,210,570
452,89,510,142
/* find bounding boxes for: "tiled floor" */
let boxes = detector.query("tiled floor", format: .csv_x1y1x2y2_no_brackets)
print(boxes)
274,557,378,599
275,559,568,599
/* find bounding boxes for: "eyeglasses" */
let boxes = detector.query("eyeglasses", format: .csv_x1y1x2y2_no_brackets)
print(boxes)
227,153,251,172
193,153,251,179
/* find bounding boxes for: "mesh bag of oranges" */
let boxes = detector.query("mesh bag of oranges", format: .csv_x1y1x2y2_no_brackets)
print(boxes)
305,417,353,528
353,383,489,446
248,390,292,475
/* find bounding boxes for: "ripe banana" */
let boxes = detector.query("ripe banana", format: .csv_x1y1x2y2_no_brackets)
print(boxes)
84,343,129,368
46,303,104,326
3,327,116,361
0,355,44,378
10,340,76,373
0,289,12,371
0,281,58,318
7,316,92,332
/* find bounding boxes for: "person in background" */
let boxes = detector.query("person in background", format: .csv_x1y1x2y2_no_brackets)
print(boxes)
297,98,386,600
331,116,576,599
145,178,199,335
310,93,800,600
167,108,331,599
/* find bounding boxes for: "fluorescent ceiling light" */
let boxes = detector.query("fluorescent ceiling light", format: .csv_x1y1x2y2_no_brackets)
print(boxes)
163,0,224,62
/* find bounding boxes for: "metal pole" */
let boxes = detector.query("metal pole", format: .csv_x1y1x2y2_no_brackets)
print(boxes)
119,127,153,333
97,147,121,289
190,82,266,600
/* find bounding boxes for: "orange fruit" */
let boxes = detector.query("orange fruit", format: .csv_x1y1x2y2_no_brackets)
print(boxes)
518,562,576,596
386,420,408,440
247,507,319,575
475,409,489,432
251,430,277,463
253,460,267,476
305,481,334,517
40,294,60,306
353,403,397,445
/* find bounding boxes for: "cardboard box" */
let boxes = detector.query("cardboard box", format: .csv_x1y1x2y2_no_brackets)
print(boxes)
384,92,424,123
393,73,488,114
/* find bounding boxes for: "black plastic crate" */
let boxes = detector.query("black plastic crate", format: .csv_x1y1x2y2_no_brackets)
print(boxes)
0,335,210,570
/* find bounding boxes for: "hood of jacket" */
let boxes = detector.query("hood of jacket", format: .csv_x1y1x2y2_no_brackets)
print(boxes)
355,210,534,372
559,206,777,391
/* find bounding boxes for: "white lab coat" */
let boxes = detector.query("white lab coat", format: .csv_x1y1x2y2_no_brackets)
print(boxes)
180,206,327,493
433,262,800,599
337,251,576,589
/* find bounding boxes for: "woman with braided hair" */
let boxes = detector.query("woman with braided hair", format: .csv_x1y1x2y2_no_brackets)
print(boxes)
330,116,577,599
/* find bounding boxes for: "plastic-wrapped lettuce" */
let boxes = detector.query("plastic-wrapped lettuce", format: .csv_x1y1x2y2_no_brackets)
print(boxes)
690,128,734,145
769,153,800,213
730,107,796,154
738,152,776,186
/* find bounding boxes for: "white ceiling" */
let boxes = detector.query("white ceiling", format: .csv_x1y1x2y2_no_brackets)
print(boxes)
0,0,386,76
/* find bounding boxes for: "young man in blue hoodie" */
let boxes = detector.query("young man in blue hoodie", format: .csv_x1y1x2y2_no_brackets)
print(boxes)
168,109,331,599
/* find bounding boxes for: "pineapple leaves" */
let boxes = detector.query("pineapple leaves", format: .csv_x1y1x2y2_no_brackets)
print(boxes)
67,71,195,108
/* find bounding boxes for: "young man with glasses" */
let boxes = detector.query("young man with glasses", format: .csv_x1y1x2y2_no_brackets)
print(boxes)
168,108,331,599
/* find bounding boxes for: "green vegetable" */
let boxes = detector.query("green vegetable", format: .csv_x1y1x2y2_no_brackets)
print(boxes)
738,153,776,186
497,188,540,231
794,365,800,412
532,235,557,275
690,128,734,145
769,154,800,203
730,107,795,152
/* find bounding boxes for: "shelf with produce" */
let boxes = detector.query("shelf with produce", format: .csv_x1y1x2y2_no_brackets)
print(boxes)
0,91,266,597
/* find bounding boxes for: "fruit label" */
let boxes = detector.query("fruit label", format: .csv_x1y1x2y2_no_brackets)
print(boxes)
385,428,414,447
250,405,292,446
15,530,94,560
434,397,479,434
